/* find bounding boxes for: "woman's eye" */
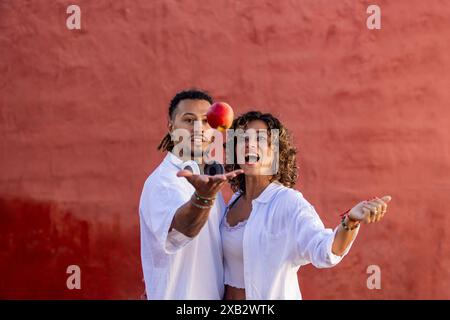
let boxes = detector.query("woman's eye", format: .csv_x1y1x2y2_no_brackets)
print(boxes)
185,118,194,124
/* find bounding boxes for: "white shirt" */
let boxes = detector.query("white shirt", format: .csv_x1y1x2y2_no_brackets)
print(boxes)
221,203,247,289
231,182,359,300
139,152,225,299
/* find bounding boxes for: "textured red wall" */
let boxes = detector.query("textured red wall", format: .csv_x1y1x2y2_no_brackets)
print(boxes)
1,0,449,299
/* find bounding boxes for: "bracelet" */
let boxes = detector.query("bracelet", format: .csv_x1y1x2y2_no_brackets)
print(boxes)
194,191,216,201
193,191,216,205
190,197,213,210
339,208,351,218
341,214,360,231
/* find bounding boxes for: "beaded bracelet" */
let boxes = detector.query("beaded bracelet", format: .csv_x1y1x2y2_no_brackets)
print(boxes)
191,199,213,210
193,191,216,206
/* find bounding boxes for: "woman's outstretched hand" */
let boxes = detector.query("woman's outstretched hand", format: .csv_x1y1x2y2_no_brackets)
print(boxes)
348,195,392,224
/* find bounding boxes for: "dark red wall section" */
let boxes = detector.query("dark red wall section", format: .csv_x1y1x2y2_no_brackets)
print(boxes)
1,0,449,299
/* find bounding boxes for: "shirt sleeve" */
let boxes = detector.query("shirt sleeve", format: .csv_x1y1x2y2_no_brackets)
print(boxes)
292,203,359,268
140,181,193,254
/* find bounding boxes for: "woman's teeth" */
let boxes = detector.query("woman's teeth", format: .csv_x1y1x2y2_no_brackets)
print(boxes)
245,154,260,163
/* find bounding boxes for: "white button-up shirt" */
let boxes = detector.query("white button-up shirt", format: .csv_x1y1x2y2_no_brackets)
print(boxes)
139,152,225,299
231,182,358,300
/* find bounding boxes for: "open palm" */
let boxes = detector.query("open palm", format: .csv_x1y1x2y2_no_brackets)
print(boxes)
348,195,392,224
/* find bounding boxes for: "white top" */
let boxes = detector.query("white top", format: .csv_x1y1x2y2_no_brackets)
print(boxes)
139,152,225,299
229,182,359,300
221,195,246,289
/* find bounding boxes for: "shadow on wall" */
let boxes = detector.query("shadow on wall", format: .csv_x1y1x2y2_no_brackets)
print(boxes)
0,197,143,299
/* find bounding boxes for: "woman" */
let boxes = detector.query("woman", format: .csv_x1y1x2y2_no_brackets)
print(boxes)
221,111,392,300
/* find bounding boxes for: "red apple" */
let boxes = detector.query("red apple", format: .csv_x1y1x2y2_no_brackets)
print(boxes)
206,102,234,131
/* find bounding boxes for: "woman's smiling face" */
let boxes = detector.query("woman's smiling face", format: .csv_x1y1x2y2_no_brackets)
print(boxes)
227,111,297,195
237,119,276,176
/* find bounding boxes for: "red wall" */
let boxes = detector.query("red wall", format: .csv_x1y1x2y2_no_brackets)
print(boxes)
1,0,449,299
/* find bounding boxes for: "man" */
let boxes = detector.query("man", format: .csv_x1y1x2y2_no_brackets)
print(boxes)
139,89,242,299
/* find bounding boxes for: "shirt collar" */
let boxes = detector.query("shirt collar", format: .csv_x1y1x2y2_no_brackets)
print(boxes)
166,152,184,169
252,181,284,204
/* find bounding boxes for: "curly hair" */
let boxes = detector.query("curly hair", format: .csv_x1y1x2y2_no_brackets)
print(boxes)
226,111,298,194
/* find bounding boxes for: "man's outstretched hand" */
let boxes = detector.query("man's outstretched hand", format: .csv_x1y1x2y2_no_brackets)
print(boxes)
177,169,244,198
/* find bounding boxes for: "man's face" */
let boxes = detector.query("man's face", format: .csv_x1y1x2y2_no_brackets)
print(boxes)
169,99,213,159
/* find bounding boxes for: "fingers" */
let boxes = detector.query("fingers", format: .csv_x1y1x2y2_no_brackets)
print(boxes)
178,169,243,180
363,195,392,223
207,169,244,186
201,169,244,195
374,207,383,222
373,197,387,222
176,170,194,178
177,170,210,186
207,175,227,185
362,203,377,223
224,169,244,180
370,198,386,220
362,207,372,224
362,202,378,213
374,197,387,214
178,167,243,199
